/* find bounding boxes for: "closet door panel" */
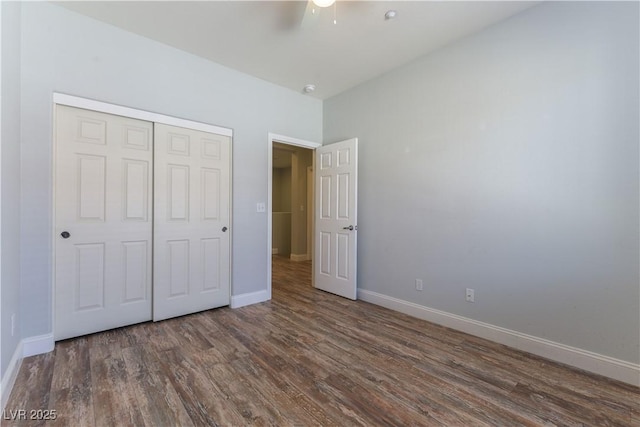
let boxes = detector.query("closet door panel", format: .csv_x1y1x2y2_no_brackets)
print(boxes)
153,124,231,321
55,105,153,340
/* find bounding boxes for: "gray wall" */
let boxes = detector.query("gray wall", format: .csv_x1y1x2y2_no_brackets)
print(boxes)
19,3,322,338
273,167,292,213
291,148,312,256
272,167,292,255
1,1,22,379
324,2,639,363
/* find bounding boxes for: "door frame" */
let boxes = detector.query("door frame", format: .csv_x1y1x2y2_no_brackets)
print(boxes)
267,133,320,300
306,165,313,260
52,93,233,337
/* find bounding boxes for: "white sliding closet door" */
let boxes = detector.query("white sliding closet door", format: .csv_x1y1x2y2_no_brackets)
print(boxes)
153,123,231,321
55,105,153,340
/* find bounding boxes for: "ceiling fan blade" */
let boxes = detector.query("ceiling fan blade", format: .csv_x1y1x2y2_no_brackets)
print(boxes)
300,0,321,29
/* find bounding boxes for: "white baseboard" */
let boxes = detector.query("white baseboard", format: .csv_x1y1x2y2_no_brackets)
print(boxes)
1,341,23,410
23,333,54,358
272,248,279,255
358,289,640,387
230,290,270,309
289,253,309,262
0,333,56,410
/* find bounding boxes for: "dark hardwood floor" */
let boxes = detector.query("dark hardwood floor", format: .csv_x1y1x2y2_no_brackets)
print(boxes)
4,255,639,426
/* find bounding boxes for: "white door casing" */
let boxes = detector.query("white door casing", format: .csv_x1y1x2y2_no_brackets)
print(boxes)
307,166,313,261
153,123,231,321
54,105,153,340
314,138,358,300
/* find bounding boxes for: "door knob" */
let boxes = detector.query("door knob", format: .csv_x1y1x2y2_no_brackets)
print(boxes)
61,231,71,239
222,227,228,232
342,225,354,231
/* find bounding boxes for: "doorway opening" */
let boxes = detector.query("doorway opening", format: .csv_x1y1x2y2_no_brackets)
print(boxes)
267,134,320,300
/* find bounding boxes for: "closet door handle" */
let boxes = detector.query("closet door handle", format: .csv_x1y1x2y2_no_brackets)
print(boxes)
61,231,71,239
222,227,228,232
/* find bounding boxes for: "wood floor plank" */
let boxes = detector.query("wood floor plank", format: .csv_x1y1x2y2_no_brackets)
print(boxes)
1,351,55,427
48,337,94,427
204,360,280,425
229,355,322,427
156,347,248,426
4,255,638,426
89,348,144,427
121,346,195,427
49,337,91,391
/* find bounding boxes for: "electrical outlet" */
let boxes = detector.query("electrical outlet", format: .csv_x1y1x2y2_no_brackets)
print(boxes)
256,202,266,213
465,288,475,303
11,314,15,336
415,279,423,291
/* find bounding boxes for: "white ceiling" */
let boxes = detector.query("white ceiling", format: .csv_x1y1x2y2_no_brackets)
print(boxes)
56,1,538,100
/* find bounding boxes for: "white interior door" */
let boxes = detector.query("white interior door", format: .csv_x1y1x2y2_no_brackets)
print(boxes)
55,105,153,340
314,138,358,299
153,123,231,321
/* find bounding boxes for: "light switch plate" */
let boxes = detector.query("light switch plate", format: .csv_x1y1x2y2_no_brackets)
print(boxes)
257,202,266,213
